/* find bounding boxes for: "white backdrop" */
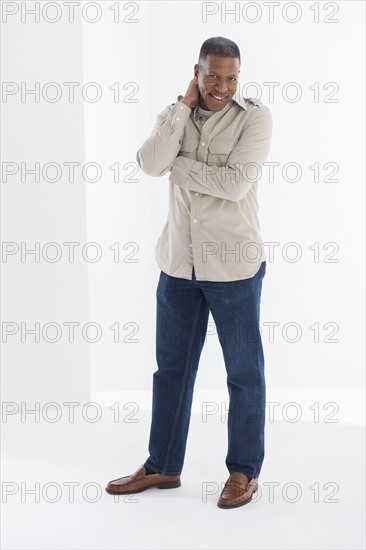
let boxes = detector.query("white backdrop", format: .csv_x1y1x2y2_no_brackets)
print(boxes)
1,2,365,549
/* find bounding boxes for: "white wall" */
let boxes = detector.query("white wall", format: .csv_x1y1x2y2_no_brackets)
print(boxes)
1,3,90,404
83,1,365,398
2,0,364,408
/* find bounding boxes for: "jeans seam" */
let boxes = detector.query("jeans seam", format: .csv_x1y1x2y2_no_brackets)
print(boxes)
161,296,204,474
253,309,265,478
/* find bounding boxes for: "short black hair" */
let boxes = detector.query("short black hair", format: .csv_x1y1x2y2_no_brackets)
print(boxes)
198,36,241,66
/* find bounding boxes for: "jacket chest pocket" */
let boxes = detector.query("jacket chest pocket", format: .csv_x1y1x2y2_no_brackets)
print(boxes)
207,139,233,167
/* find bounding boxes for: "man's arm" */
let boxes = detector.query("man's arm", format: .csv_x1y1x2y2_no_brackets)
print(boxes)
136,101,192,177
169,107,273,202
136,78,199,177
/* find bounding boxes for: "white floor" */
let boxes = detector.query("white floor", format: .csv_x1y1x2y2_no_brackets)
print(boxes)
1,392,365,550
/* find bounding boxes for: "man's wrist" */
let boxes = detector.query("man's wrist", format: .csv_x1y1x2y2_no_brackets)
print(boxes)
178,95,194,109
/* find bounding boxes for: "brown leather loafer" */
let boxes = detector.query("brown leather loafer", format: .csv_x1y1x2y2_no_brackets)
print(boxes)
105,464,181,495
217,472,258,509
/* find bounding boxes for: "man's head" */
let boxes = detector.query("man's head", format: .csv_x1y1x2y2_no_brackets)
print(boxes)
194,37,241,112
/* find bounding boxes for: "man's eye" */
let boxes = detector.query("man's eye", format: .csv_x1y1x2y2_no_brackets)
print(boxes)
229,77,237,82
208,74,217,78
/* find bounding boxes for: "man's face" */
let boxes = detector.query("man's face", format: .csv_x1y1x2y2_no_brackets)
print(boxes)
194,55,240,112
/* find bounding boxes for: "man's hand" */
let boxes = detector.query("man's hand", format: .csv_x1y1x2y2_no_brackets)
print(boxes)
180,77,200,109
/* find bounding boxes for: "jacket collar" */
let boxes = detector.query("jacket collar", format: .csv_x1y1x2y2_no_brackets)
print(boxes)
176,93,258,120
232,93,251,110
177,94,259,118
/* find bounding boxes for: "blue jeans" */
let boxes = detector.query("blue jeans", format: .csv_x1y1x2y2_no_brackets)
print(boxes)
144,261,267,481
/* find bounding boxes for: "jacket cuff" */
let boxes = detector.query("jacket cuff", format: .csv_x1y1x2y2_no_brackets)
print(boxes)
168,98,192,128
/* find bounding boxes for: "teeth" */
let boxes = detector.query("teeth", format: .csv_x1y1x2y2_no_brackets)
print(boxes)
212,94,225,100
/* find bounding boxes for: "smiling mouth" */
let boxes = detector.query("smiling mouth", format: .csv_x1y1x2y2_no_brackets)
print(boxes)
209,93,228,102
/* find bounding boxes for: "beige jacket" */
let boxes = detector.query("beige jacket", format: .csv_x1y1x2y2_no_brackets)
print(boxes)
136,93,273,281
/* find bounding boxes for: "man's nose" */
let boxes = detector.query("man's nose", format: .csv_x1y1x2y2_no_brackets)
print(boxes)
214,79,229,93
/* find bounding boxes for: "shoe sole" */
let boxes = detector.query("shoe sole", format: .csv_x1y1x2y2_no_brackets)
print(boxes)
217,485,258,509
105,479,181,495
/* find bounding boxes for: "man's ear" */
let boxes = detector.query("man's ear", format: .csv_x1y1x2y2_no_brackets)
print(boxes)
194,63,199,80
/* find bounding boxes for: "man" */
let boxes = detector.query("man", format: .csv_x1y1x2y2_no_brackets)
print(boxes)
106,36,273,509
